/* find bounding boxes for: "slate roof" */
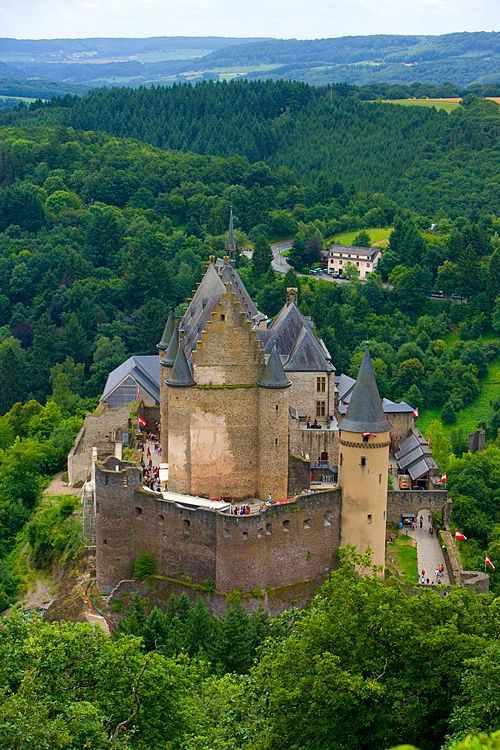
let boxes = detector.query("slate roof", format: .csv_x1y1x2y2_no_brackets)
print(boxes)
167,346,196,387
329,244,380,259
258,345,291,389
337,373,356,401
157,311,175,350
395,430,437,481
101,355,160,404
257,302,334,373
162,324,179,367
339,349,391,434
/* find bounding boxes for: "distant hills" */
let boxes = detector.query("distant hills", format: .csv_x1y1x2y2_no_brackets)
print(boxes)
0,32,498,98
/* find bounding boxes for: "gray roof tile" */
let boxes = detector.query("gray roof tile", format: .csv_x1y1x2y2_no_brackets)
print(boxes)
258,345,291,389
339,349,391,433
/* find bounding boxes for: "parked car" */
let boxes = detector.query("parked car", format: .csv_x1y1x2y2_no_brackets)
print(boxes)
430,290,444,298
451,292,463,301
398,476,411,490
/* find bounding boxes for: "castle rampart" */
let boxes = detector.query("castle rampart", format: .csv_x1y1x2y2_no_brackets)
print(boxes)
95,461,342,596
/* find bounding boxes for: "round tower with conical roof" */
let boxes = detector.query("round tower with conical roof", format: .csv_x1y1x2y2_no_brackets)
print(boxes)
159,323,179,462
338,348,391,572
257,345,291,501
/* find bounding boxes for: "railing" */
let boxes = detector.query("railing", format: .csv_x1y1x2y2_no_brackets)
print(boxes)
311,461,337,471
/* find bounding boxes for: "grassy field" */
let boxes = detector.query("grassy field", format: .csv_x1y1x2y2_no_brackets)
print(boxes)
376,98,460,113
386,532,417,584
417,354,500,438
0,94,43,103
331,226,392,247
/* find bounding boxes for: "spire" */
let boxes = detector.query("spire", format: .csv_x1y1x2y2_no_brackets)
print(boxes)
166,345,195,387
157,311,175,350
339,348,391,433
161,324,179,367
228,206,235,259
258,345,291,389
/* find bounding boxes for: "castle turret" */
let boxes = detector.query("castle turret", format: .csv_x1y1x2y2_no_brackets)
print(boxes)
159,324,179,462
157,312,175,461
166,343,195,493
338,348,391,572
257,345,291,501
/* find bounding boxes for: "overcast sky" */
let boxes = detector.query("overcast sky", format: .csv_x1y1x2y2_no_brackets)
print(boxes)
0,0,498,40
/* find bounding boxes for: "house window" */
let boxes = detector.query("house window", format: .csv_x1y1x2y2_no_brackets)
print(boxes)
316,376,326,393
316,401,326,417
356,261,359,266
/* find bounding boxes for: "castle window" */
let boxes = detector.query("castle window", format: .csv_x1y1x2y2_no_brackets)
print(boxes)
316,401,326,417
242,531,249,541
379,473,382,484
276,405,279,411
220,313,225,321
104,475,109,487
324,512,332,527
304,518,312,529
367,514,372,524
340,453,343,466
223,527,229,537
183,519,190,530
316,376,326,393
96,502,100,513
360,457,366,467
320,451,328,462
383,510,386,520
282,520,291,532
158,514,164,524
134,507,143,517
266,523,272,535
258,528,264,538
103,539,107,544
275,438,278,445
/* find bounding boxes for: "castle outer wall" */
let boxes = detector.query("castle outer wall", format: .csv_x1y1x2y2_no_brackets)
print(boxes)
95,463,341,596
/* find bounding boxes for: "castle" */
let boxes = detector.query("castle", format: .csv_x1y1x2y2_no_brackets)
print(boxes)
93,242,455,608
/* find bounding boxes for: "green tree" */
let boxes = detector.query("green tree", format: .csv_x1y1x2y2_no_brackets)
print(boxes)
353,230,371,247
252,235,273,277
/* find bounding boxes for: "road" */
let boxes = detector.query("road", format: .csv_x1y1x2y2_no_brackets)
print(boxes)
271,241,349,285
269,242,466,300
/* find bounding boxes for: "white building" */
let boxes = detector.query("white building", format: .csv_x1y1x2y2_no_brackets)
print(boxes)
328,244,382,280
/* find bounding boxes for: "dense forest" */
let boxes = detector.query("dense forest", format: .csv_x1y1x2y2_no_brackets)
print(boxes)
0,554,498,749
5,80,498,216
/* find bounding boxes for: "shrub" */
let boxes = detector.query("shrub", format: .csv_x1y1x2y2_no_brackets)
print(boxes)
134,554,156,579
442,402,457,424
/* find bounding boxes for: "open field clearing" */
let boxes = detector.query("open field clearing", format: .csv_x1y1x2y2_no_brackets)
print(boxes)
375,97,500,113
331,226,392,247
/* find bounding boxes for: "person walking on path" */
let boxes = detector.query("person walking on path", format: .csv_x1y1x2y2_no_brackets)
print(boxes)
419,515,423,529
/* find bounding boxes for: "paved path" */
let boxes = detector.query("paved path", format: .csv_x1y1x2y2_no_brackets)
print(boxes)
408,511,449,585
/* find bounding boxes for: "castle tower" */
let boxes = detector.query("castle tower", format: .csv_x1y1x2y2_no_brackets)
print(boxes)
166,342,195,493
157,312,175,459
338,349,391,572
159,323,179,462
257,345,291,501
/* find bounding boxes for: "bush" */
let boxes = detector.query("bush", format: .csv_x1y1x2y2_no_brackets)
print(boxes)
134,554,156,579
442,401,457,424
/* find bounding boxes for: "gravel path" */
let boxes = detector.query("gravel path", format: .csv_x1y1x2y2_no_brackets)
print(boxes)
408,511,449,585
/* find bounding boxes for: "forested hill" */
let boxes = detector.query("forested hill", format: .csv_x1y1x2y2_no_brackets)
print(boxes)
6,80,499,216
0,32,498,87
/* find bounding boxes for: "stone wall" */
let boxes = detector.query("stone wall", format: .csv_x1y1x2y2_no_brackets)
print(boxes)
95,462,342,597
297,426,339,466
286,370,336,422
387,490,450,526
386,413,414,449
67,403,131,486
288,453,310,496
215,490,341,592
